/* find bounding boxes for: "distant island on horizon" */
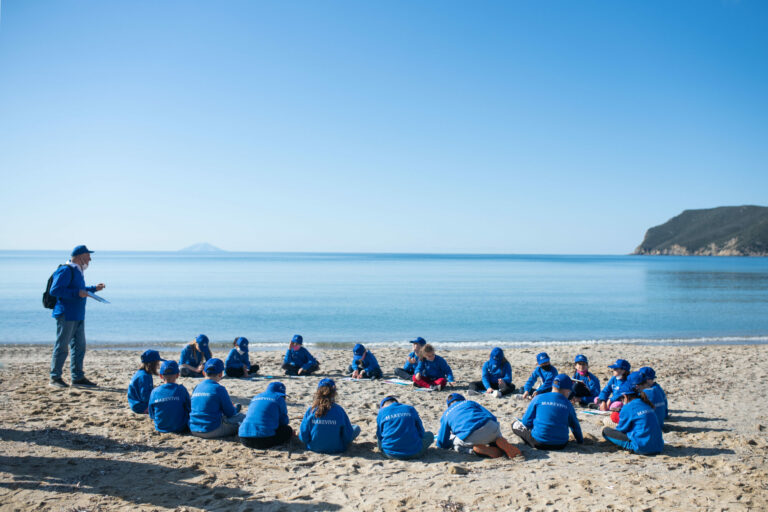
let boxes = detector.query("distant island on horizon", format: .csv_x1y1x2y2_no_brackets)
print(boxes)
634,205,768,256
179,242,225,253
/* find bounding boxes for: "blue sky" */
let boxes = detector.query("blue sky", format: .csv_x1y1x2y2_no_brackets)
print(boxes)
1,1,766,253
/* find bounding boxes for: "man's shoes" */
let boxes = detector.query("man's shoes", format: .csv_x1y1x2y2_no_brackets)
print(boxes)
71,377,97,387
49,377,68,388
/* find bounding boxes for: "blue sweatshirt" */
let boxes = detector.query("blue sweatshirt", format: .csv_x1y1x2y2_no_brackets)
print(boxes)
615,398,664,455
299,403,355,454
179,344,212,368
189,379,237,433
376,403,426,458
436,400,496,449
415,355,454,382
348,351,381,375
127,369,154,414
283,346,318,372
50,263,98,321
598,375,627,402
402,351,420,373
522,391,583,445
572,371,601,404
523,365,558,393
481,359,513,389
225,348,251,371
148,383,191,433
239,390,289,438
643,384,669,427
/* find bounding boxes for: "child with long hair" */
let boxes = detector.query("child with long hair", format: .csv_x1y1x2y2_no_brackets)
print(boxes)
127,350,164,414
299,379,360,453
393,337,426,380
602,373,663,455
179,334,212,378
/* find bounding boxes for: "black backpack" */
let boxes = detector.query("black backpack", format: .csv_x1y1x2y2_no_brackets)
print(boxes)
43,265,74,309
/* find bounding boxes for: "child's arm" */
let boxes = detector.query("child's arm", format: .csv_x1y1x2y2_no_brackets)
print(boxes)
218,386,237,418
522,369,538,398
299,408,312,444
436,415,453,449
568,405,583,443
481,362,493,390
443,358,455,384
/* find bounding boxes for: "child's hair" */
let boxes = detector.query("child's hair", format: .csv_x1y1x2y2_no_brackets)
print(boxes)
619,369,630,378
189,340,201,355
638,390,655,409
312,385,336,418
422,344,435,354
233,337,239,347
140,361,160,375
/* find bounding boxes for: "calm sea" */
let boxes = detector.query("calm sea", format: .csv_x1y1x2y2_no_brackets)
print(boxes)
1,251,768,349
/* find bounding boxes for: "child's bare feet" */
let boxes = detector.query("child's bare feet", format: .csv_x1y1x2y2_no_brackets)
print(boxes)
494,437,523,459
472,444,504,458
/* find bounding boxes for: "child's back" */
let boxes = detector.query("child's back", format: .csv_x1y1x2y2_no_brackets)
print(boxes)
149,382,191,433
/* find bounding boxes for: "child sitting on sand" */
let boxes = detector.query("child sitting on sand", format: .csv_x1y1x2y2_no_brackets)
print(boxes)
225,337,258,378
239,382,293,449
637,366,668,428
376,396,434,459
570,354,601,406
413,344,454,390
148,360,191,433
179,334,212,378
347,343,382,379
602,377,663,455
282,334,320,376
436,393,521,458
596,359,631,411
521,352,558,400
189,358,244,438
299,379,360,454
393,337,426,380
127,350,164,414
512,374,583,450
468,347,515,398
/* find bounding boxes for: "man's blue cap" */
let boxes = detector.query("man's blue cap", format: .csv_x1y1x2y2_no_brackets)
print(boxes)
266,381,286,396
204,358,224,374
490,347,504,361
536,352,550,365
141,349,164,363
318,378,335,389
617,380,638,398
410,337,427,346
379,396,398,409
292,334,303,345
353,343,366,356
71,245,94,258
608,359,631,372
639,366,656,381
574,354,588,364
237,337,249,350
160,360,180,375
196,334,209,346
446,393,465,406
553,374,573,391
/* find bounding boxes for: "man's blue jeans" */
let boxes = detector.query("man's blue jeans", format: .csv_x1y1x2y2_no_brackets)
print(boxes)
51,316,86,380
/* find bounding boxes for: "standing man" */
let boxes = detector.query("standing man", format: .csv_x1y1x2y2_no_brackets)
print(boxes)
49,245,106,388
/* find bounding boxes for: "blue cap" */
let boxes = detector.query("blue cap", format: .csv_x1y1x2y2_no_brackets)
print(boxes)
574,354,588,364
446,393,465,406
410,337,427,346
195,334,209,347
236,337,249,350
639,366,656,381
160,360,180,375
353,343,366,356
608,359,631,372
536,352,550,365
292,334,303,345
627,371,646,388
553,374,573,391
379,396,398,409
71,245,94,258
141,349,163,363
266,381,286,396
616,380,638,398
490,347,504,361
318,378,335,389
204,358,224,374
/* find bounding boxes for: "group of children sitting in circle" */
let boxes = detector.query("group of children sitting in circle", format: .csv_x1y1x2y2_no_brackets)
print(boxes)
126,334,668,458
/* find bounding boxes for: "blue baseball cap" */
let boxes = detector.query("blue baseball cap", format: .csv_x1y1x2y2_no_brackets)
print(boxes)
292,334,303,345
195,334,209,347
353,343,366,356
160,360,180,375
71,245,94,258
410,337,427,346
627,371,646,388
236,337,249,350
446,393,465,406
553,374,573,391
574,354,588,364
266,381,286,396
536,352,550,365
608,359,631,372
204,358,224,374
490,347,504,361
616,380,638,398
318,378,335,389
639,366,656,381
141,349,164,363
379,396,398,409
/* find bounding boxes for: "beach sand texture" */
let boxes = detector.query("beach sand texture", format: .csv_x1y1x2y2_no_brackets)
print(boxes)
1,344,768,511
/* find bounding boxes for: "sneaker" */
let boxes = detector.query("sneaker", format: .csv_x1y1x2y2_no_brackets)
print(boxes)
493,390,502,398
49,377,68,388
429,385,439,391
71,377,97,387
467,389,481,396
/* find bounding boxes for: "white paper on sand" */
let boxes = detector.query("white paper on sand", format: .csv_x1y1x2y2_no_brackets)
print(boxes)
578,409,612,416
86,291,110,304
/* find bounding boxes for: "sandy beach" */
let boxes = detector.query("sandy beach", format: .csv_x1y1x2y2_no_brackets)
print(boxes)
1,343,767,511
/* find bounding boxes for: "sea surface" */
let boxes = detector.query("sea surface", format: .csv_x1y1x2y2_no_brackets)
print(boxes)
1,251,768,349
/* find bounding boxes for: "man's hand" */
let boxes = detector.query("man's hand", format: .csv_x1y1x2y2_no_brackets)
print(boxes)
95,283,106,291
79,289,88,298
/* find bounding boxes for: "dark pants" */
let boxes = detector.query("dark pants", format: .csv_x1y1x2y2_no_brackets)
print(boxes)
512,423,568,450
468,380,515,395
602,427,632,451
393,368,413,380
570,381,591,399
180,368,203,378
282,363,319,376
240,425,294,449
226,364,259,378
